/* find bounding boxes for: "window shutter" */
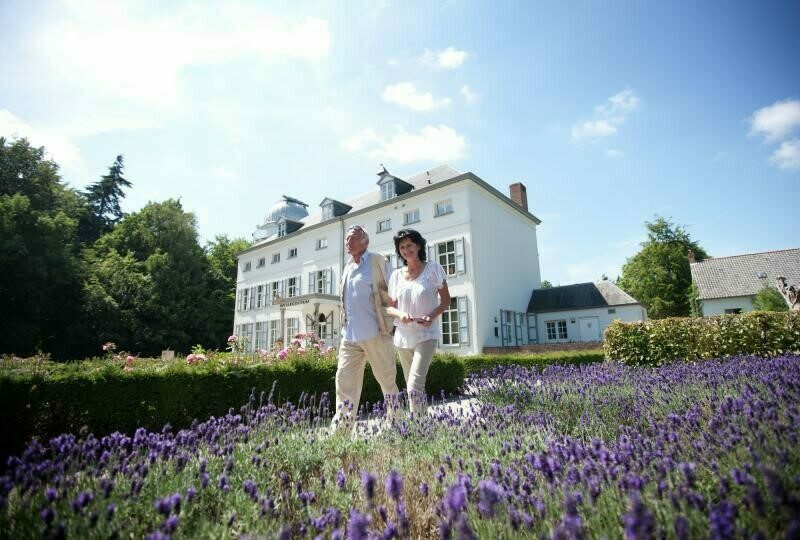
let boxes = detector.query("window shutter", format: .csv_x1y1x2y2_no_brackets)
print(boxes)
248,287,255,310
279,279,286,297
296,275,301,296
455,238,466,275
324,268,332,294
458,296,469,345
428,244,435,264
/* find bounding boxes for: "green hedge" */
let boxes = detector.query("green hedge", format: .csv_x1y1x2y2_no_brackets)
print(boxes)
0,350,601,465
604,311,800,366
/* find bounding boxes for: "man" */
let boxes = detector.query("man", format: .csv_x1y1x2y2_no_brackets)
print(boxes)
331,225,399,431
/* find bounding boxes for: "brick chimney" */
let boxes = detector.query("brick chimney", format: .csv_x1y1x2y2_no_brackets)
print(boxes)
509,182,528,211
687,250,696,264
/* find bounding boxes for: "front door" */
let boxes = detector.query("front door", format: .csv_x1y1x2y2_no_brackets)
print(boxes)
578,317,601,341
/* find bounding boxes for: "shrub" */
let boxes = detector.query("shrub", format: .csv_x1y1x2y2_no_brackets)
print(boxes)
605,310,800,365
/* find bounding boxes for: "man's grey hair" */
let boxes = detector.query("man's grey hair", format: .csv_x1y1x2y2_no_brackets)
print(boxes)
347,225,369,243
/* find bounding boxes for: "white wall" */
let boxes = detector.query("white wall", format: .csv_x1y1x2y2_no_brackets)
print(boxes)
469,183,541,349
701,296,755,316
535,304,646,343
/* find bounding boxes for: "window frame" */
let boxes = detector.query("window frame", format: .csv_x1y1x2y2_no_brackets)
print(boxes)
243,261,252,272
288,247,298,259
256,257,266,268
403,208,420,225
377,218,392,233
271,253,280,264
441,298,460,346
434,198,453,217
316,238,328,250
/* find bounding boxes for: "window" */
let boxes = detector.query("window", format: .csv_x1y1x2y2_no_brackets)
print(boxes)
269,320,280,349
256,285,266,308
441,297,469,346
248,287,256,310
286,317,299,341
724,308,742,314
546,320,568,340
317,313,332,340
404,209,420,225
288,247,298,258
271,253,280,264
322,204,333,220
431,238,466,276
515,313,524,346
434,199,453,217
277,222,287,237
243,261,252,272
380,182,395,201
270,281,282,303
317,238,328,250
501,310,513,344
257,257,266,268
377,218,392,233
255,322,267,351
608,308,616,314
287,276,299,298
241,288,250,311
309,269,333,295
241,323,254,352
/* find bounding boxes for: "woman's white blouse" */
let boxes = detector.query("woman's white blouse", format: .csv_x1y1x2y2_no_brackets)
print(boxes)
388,261,447,348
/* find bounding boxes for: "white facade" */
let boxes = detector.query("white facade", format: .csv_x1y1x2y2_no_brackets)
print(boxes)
700,296,755,316
534,305,647,343
233,167,542,355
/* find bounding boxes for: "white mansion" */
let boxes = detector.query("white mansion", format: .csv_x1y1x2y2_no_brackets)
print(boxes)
233,165,544,355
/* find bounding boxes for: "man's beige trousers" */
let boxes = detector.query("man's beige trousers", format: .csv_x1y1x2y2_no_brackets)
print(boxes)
332,334,399,431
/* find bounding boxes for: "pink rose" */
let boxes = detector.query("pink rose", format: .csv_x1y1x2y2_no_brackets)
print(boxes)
291,338,301,346
325,346,335,353
227,335,237,342
277,349,288,360
187,354,196,364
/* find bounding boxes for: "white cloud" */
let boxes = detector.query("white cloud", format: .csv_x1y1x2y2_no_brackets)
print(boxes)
571,120,617,141
213,167,239,181
749,99,800,142
605,149,624,158
420,47,468,69
460,85,478,104
342,125,467,163
0,110,82,169
35,3,330,107
769,139,800,170
571,88,640,142
382,83,451,111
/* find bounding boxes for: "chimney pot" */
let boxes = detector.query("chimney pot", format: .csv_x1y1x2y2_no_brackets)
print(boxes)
509,182,528,211
687,250,696,264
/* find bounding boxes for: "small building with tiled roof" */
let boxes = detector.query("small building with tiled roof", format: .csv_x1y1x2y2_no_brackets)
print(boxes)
690,248,800,316
519,281,646,344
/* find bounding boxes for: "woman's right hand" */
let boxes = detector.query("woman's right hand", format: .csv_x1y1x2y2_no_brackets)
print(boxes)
400,312,414,324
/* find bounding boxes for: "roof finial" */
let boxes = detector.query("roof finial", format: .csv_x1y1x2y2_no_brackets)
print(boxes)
379,163,388,175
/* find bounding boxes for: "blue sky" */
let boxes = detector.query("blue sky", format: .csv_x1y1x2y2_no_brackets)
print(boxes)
2,0,798,285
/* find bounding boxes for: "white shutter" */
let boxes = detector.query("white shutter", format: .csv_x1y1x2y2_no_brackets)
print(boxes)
250,287,256,310
428,244,436,265
324,268,332,294
308,272,315,294
296,275,301,297
280,279,286,297
458,296,469,345
455,238,465,275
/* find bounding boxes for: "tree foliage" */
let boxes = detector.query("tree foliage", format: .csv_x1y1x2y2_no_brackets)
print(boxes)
617,217,708,319
1,136,247,358
540,280,553,289
753,286,790,312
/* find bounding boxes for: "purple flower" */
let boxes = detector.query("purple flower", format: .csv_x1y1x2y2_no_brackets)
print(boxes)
476,479,504,518
623,495,655,540
162,515,179,534
443,484,467,517
385,470,403,501
346,509,370,540
419,482,429,497
361,471,376,503
40,507,56,525
337,468,346,491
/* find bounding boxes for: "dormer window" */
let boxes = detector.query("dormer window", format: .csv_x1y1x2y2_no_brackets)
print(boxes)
380,182,395,201
319,198,353,220
376,165,413,202
322,204,334,220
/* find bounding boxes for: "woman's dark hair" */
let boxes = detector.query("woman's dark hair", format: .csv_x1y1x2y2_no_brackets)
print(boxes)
393,229,427,265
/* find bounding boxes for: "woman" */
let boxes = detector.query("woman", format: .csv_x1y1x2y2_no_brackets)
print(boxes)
386,229,451,415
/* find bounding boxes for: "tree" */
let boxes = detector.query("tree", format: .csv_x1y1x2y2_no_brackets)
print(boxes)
0,138,87,357
82,155,131,241
753,285,790,312
205,235,249,348
86,199,213,355
617,217,708,319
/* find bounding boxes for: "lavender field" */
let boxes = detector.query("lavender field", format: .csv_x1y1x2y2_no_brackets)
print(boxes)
2,355,799,539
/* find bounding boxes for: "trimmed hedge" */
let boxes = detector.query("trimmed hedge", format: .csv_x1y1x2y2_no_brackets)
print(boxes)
0,350,602,467
604,310,800,366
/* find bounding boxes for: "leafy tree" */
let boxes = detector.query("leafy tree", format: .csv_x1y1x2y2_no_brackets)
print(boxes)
541,280,553,289
688,282,702,317
617,217,708,319
205,235,249,348
87,199,213,355
81,155,131,241
0,138,87,357
753,285,790,312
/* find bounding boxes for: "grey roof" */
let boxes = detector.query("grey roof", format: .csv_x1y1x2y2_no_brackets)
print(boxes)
690,248,800,300
527,281,640,313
